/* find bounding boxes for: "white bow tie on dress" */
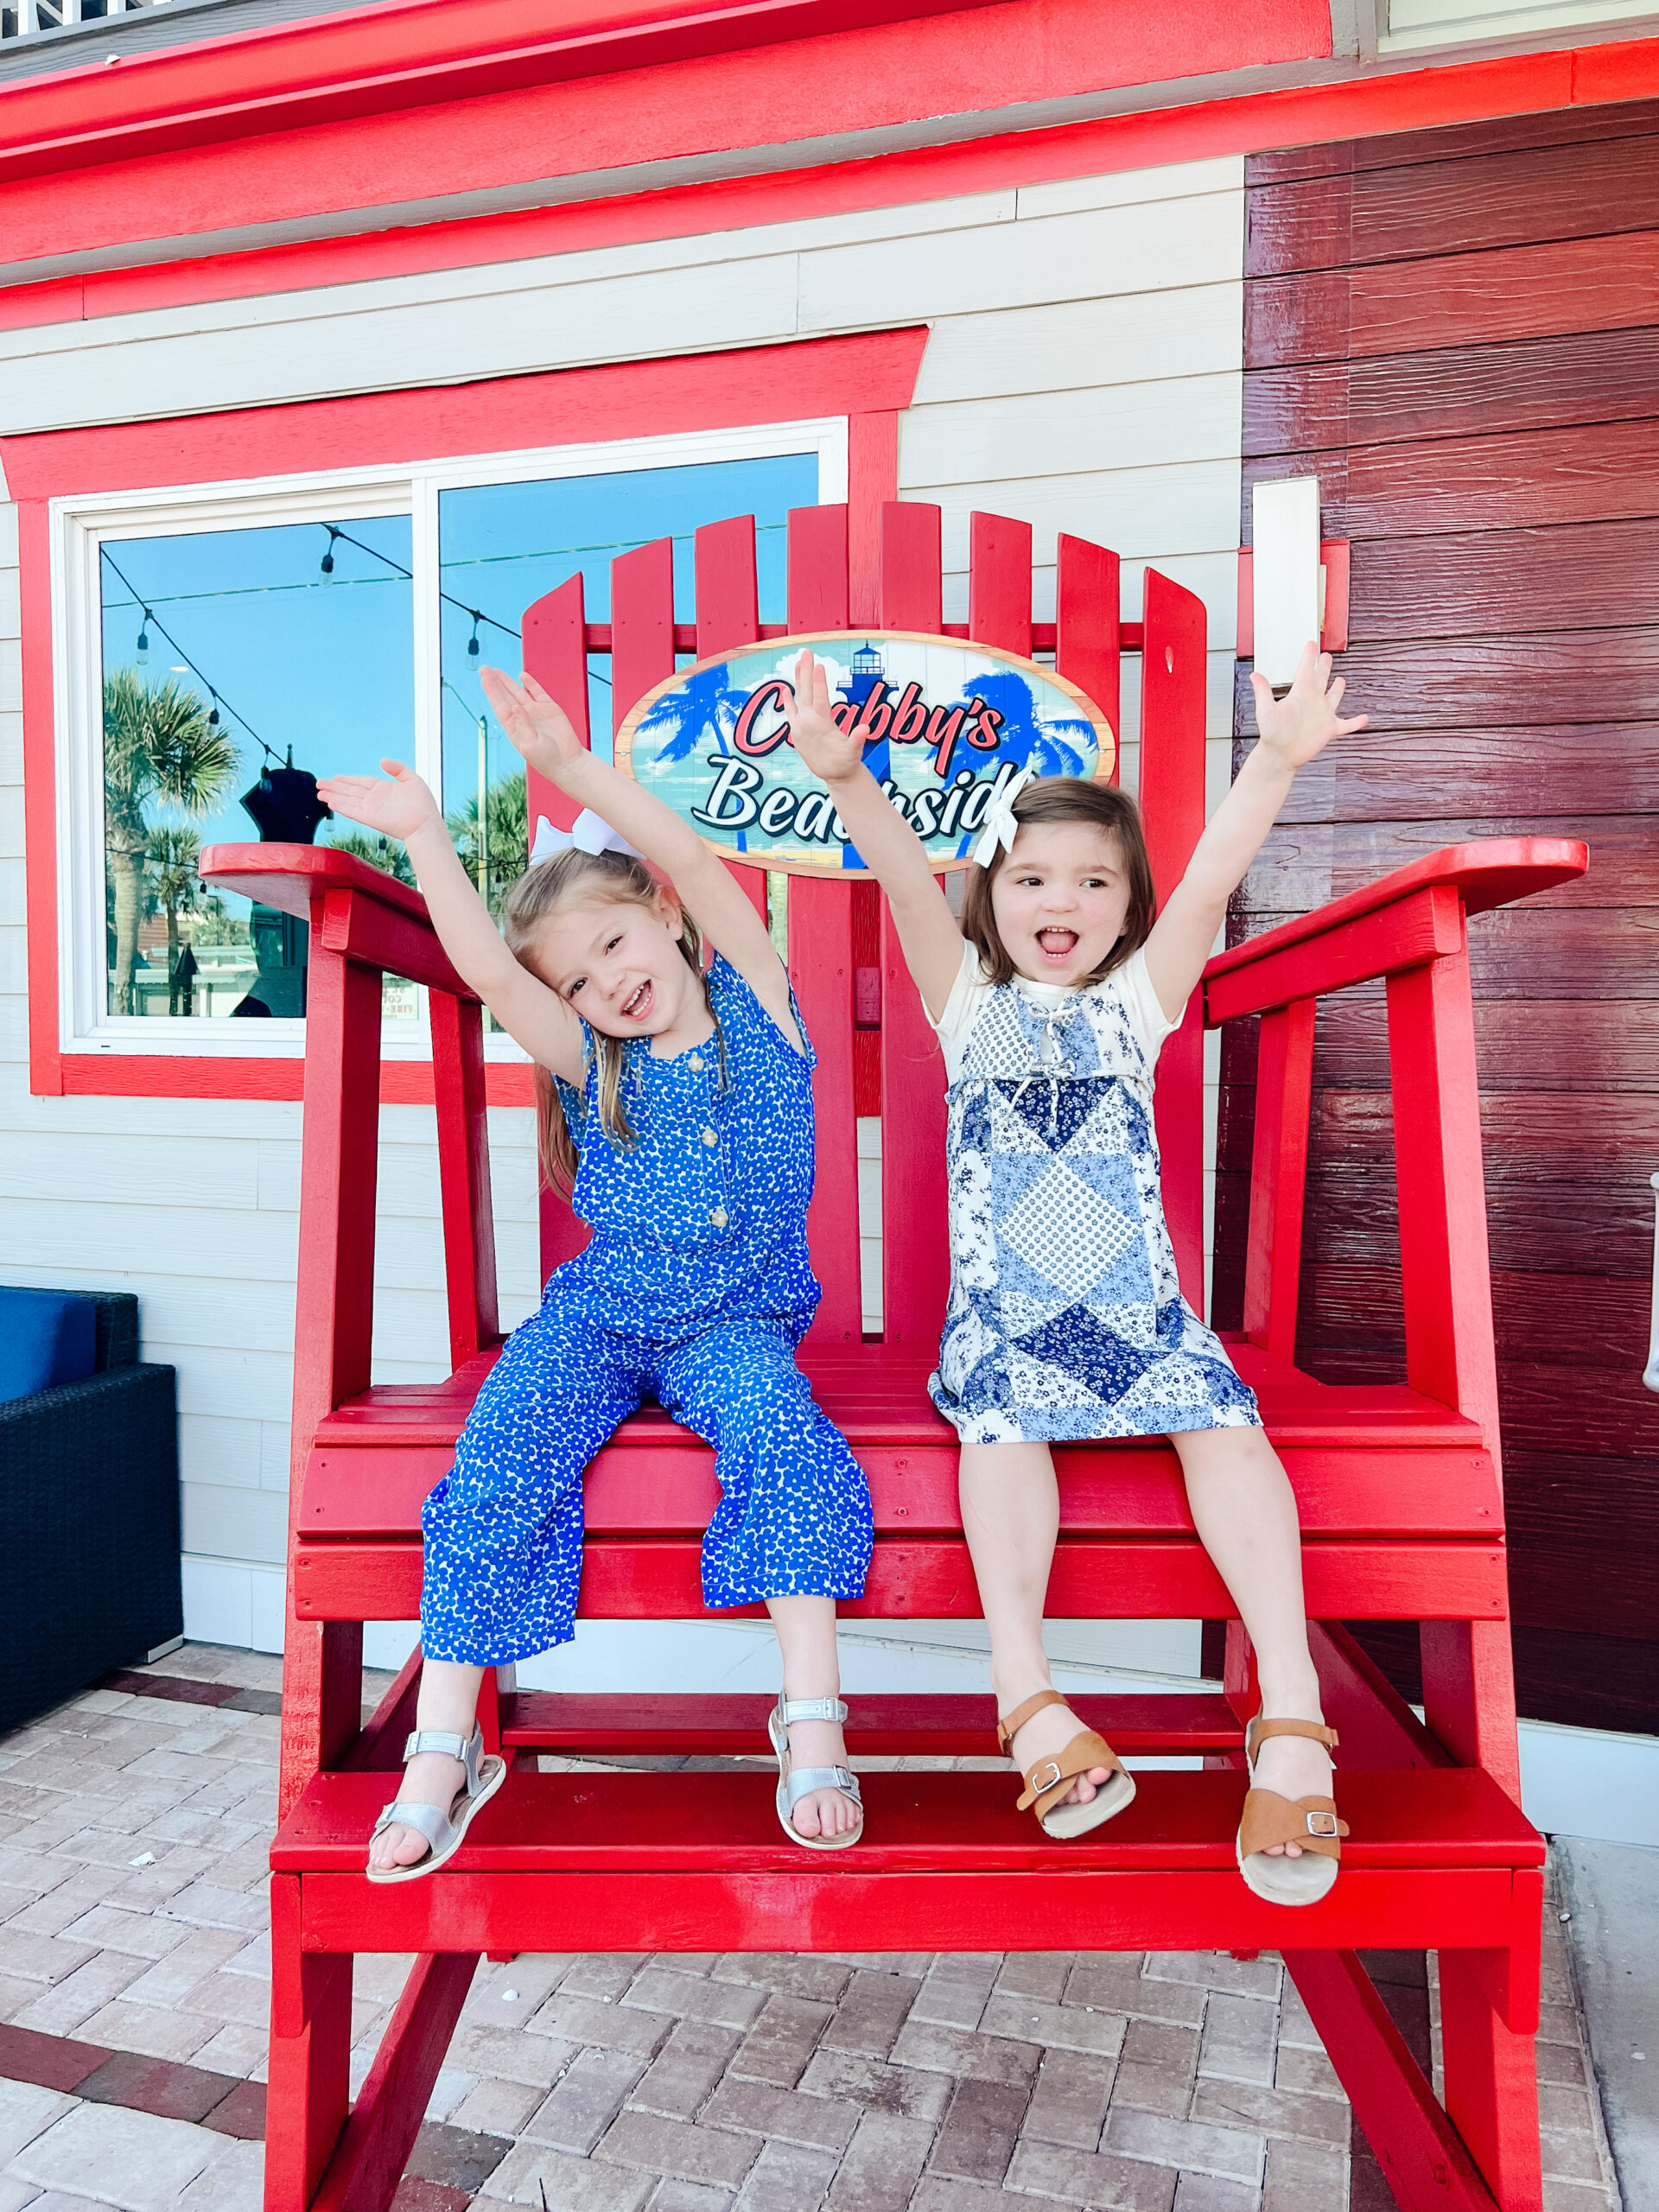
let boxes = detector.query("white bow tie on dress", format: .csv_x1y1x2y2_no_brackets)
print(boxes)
531,809,644,863
969,760,1040,868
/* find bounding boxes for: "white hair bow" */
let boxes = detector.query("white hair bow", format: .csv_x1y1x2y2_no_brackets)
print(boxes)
531,809,644,864
969,760,1039,868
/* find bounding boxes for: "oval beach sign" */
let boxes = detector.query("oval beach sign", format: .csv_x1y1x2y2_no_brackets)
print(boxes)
614,630,1116,877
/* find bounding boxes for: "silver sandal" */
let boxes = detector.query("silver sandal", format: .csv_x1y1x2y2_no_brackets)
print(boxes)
365,1724,507,1885
767,1694,863,1852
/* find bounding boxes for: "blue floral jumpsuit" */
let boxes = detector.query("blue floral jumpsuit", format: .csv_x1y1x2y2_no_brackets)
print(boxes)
419,955,874,1666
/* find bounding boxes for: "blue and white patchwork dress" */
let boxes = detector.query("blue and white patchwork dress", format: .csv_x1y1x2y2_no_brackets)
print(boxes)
926,942,1261,1445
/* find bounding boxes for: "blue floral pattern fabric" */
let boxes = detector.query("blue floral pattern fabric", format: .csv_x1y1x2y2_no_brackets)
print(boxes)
421,956,873,1666
928,952,1261,1445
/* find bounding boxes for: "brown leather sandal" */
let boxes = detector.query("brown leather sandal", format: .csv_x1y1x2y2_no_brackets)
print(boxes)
1236,1714,1348,1905
996,1690,1136,1840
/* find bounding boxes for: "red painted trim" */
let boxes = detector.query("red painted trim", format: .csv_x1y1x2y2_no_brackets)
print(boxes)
4,41,1656,337
57,1053,536,1106
0,0,1328,198
17,331,922,1100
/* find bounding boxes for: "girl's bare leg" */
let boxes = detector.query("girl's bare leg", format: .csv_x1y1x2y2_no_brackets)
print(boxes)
767,1595,860,1840
1172,1424,1330,1857
365,1656,485,1871
959,1440,1114,1809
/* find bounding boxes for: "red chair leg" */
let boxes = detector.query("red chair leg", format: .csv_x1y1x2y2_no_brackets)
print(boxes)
1421,1619,1524,1805
266,1876,353,2212
1440,1949,1544,2212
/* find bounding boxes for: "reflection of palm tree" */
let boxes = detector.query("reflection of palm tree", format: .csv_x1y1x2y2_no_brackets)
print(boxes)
147,826,202,1016
104,670,238,1016
325,829,416,886
448,772,528,912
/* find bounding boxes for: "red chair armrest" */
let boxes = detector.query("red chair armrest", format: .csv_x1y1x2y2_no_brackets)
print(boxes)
200,842,477,1001
1202,836,1586,1026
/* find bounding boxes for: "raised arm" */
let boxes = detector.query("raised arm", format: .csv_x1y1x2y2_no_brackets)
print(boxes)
479,667,800,1044
779,652,965,1020
1141,643,1368,1025
315,764,587,1084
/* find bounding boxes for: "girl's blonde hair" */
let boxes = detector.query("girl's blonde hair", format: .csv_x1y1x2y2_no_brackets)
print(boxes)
501,848,707,1194
959,775,1156,987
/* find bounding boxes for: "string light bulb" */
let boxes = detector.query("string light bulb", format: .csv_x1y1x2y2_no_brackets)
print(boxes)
467,613,481,660
320,525,341,576
136,612,151,665
207,690,221,728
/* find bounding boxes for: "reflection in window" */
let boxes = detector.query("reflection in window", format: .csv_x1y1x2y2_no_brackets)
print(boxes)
436,454,817,929
99,517,415,1021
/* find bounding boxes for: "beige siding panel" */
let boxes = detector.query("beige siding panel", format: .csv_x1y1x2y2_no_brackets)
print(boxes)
182,1482,289,1566
0,1132,262,1210
900,373,1243,490
179,1413,265,1491
1014,155,1244,221
800,194,1244,331
912,285,1244,405
912,459,1240,570
0,255,804,434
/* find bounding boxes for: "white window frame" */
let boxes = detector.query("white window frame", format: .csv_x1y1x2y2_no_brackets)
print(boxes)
53,415,848,1063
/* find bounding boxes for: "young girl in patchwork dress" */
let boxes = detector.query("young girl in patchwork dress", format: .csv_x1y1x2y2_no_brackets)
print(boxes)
318,668,874,1880
786,644,1367,1904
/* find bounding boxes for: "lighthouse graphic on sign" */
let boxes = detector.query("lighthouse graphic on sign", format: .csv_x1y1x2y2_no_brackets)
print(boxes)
843,642,886,709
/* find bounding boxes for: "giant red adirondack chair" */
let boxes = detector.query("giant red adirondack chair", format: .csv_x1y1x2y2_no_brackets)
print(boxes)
203,502,1586,2212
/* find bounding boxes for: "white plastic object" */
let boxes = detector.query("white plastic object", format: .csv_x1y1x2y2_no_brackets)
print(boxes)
1251,476,1323,690
1644,1173,1659,1395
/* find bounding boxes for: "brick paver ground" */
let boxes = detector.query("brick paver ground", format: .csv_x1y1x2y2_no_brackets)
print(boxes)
0,1645,1625,2212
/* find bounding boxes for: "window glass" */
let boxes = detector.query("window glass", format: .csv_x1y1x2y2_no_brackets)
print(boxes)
436,453,816,918
98,515,415,1022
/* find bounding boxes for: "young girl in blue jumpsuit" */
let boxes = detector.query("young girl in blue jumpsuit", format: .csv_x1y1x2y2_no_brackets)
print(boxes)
319,668,874,1878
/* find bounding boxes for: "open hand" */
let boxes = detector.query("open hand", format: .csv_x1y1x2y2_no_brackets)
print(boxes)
316,760,441,843
480,667,586,782
1249,643,1368,771
778,652,862,787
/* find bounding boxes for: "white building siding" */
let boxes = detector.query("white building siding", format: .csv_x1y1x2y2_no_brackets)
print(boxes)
0,151,1245,1652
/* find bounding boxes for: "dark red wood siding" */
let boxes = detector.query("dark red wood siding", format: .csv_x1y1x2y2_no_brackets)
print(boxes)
1219,99,1659,1738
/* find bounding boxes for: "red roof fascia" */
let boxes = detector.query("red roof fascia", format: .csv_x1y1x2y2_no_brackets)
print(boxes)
0,0,1162,183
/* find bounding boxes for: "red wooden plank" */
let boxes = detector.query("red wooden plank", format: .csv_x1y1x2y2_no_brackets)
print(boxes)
610,536,676,730
311,886,474,1000
693,513,767,922
200,841,436,930
787,873,861,1345
1206,886,1465,1023
786,503,849,631
878,500,943,634
1284,1951,1503,2212
1243,998,1314,1362
310,1951,478,2212
265,1876,353,2210
428,990,499,1370
301,1437,1502,1541
295,1863,1530,1964
1351,515,1659,641
967,511,1032,658
877,899,949,1348
850,417,899,626
276,1765,1541,1875
521,568,589,839
1440,1943,1546,2210
1387,953,1502,1451
343,1643,423,1772
1055,534,1121,769
291,1537,1512,1624
497,1690,1242,1758
1245,97,1659,187
695,514,759,653
1140,568,1208,1313
1243,326,1659,458
1308,1622,1453,1772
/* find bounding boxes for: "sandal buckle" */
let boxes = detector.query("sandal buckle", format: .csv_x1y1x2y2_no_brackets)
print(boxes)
1305,1810,1339,1839
1029,1759,1063,1792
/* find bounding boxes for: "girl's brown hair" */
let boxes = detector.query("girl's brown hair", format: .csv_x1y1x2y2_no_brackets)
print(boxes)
959,775,1156,988
501,848,708,1194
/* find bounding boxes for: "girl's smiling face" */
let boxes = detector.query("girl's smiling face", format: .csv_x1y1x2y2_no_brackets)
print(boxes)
533,890,702,1040
989,819,1135,988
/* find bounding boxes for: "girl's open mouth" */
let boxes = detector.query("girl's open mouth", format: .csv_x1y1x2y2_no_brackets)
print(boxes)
1037,929,1079,963
620,979,652,1021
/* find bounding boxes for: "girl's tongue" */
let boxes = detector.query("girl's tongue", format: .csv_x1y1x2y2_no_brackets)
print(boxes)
1037,928,1078,965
